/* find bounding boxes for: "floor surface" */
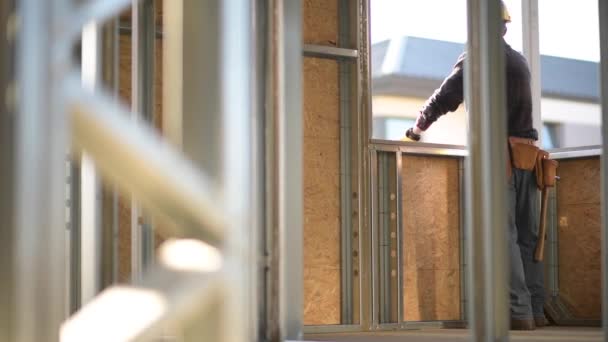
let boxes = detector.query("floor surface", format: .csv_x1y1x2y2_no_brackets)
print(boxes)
303,327,602,342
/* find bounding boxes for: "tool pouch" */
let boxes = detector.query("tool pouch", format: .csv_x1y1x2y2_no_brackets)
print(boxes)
509,138,539,171
534,150,558,190
542,158,558,188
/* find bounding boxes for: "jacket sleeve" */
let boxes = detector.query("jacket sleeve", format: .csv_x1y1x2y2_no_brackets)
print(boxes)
415,52,466,131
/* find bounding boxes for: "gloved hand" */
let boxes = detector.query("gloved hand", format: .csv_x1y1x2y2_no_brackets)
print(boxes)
405,127,421,142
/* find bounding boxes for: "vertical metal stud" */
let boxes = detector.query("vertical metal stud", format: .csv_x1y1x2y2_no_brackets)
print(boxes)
276,0,303,339
395,151,404,326
100,18,120,291
459,157,467,321
69,160,82,314
0,1,16,340
369,149,379,329
80,18,121,302
339,0,354,323
599,0,608,338
545,187,559,298
14,0,68,340
220,0,254,341
522,0,542,144
164,0,258,340
80,21,104,305
131,0,156,282
465,0,509,340
251,1,266,339
358,0,374,331
376,151,391,324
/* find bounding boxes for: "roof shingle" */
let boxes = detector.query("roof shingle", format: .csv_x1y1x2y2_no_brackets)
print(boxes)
372,36,599,102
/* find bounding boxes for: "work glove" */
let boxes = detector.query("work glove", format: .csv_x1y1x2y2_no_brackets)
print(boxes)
404,127,422,142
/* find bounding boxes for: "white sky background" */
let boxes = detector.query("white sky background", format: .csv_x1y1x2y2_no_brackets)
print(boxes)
370,0,600,62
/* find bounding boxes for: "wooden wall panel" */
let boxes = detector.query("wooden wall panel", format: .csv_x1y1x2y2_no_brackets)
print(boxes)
117,34,132,283
119,0,163,27
303,0,339,46
401,155,461,321
556,158,601,319
303,57,341,325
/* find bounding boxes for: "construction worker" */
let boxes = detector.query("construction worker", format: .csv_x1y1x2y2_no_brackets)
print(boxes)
405,1,546,331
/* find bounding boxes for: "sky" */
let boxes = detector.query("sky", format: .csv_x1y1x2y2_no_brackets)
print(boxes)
370,0,600,62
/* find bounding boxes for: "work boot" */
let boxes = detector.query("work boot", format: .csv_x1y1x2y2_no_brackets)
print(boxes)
534,316,548,328
510,318,536,330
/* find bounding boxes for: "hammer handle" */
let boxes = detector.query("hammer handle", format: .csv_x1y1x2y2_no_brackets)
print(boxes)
534,188,549,262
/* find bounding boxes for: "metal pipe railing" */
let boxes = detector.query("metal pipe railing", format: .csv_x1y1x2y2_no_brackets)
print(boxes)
61,265,224,342
68,0,138,42
68,80,227,247
62,0,260,340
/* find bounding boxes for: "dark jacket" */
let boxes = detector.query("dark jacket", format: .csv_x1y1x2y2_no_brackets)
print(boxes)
415,40,538,140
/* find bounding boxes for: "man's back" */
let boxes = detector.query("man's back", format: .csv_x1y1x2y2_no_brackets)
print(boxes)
505,42,536,140
409,41,537,140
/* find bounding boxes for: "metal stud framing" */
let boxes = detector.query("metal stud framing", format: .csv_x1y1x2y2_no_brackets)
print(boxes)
274,1,304,339
6,0,263,340
80,16,123,307
600,0,608,339
0,0,16,340
302,0,368,333
305,0,608,339
13,0,69,340
369,143,468,332
522,0,542,142
80,18,104,306
465,0,510,340
131,0,156,282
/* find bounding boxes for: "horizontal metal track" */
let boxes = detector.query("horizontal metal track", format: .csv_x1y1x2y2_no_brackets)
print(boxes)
549,146,601,159
371,140,602,159
370,139,467,157
303,44,358,59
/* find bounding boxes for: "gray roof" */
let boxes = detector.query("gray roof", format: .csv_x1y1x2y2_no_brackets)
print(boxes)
372,36,599,102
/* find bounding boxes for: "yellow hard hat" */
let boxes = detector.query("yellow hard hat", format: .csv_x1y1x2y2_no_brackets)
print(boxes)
502,1,512,22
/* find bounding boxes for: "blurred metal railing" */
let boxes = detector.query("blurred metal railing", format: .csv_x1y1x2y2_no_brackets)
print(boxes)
10,0,254,341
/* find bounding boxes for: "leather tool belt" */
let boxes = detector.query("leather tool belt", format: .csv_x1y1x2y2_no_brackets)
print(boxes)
507,136,558,189
507,136,559,262
508,136,538,172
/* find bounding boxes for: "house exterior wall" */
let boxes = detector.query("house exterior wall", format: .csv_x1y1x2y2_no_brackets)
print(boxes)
372,95,601,148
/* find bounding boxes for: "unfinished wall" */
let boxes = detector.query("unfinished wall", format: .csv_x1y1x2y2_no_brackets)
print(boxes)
556,157,601,319
302,57,341,325
302,0,342,326
401,155,461,321
303,0,339,46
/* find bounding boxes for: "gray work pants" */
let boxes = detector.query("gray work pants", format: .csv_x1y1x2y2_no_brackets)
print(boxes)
508,168,545,319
